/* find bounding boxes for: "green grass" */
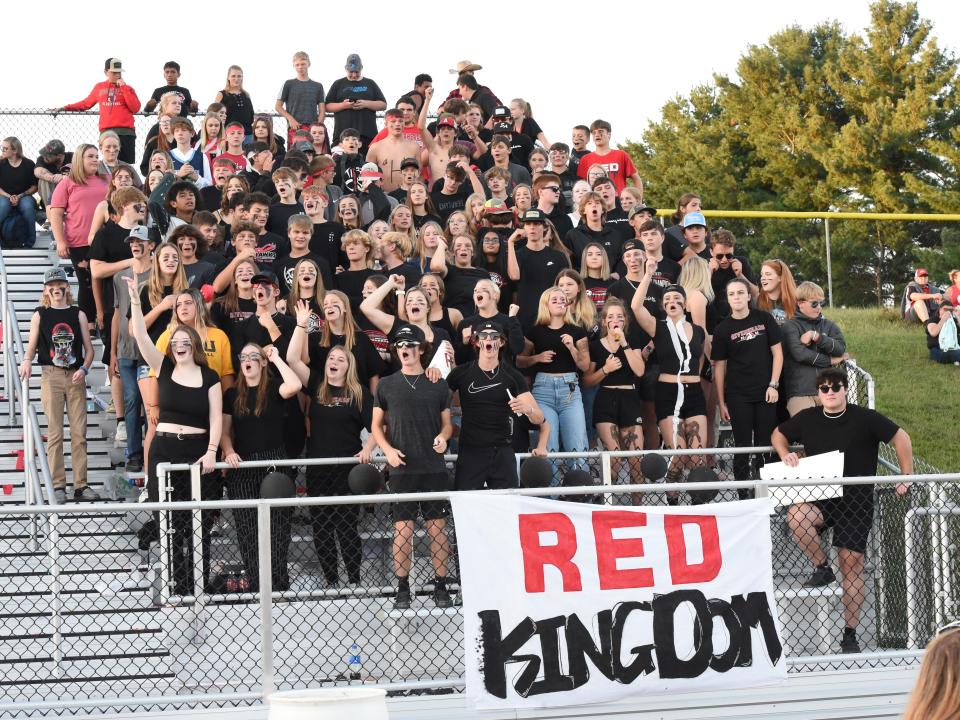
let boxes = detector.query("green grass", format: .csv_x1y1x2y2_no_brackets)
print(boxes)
829,307,958,472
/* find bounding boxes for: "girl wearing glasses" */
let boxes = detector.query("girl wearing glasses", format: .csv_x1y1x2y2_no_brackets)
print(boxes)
781,281,848,416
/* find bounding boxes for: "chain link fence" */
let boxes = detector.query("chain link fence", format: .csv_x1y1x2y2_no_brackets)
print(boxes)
0,453,950,716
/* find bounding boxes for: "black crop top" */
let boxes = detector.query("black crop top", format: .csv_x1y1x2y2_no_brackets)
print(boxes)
653,319,705,376
588,339,638,386
526,324,588,375
157,357,221,428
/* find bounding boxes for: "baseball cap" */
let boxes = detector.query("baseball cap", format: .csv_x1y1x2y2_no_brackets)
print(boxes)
105,58,123,73
682,211,707,228
449,60,482,75
400,157,419,170
43,267,68,285
40,139,66,157
916,267,929,277
390,323,425,345
251,270,279,287
126,225,151,243
493,121,512,134
492,106,511,121
359,162,383,180
292,140,314,153
628,204,657,219
483,198,512,215
246,141,270,156
345,54,363,72
475,320,504,336
521,208,547,224
621,240,641,254
436,115,456,130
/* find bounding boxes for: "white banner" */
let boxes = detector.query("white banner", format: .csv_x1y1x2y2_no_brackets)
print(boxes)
450,495,786,710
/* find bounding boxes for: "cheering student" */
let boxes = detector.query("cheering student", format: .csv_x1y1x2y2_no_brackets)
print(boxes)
126,276,222,596
757,259,799,326
772,367,912,654
507,209,572,331
153,289,234,389
283,258,325,333
447,321,544,489
234,270,297,365
455,279,523,363
360,275,455,359
221,343,302,592
20,269,96,503
332,228,376,301
211,258,258,339
290,345,377,587
429,236,492,317
372,324,454,610
711,278,783,495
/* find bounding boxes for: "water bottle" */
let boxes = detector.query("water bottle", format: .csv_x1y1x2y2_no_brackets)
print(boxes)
104,467,121,500
347,642,362,681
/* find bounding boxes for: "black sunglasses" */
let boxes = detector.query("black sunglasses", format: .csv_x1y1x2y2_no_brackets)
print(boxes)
714,253,734,260
804,300,824,308
543,185,561,193
817,382,846,394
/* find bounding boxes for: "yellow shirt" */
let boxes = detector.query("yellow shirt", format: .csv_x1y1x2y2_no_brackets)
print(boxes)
151,327,234,379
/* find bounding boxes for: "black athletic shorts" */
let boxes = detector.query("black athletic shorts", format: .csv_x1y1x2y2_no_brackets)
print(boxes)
389,472,449,522
655,380,707,422
638,364,658,402
455,445,518,490
593,386,644,428
815,492,874,554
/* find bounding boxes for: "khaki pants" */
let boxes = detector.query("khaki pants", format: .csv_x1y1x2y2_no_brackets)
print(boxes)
39,366,88,490
787,394,821,417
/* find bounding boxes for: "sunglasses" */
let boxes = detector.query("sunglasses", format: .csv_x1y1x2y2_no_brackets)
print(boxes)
817,383,846,394
543,185,561,193
803,300,824,308
713,253,734,260
238,352,264,363
394,341,421,349
476,331,501,340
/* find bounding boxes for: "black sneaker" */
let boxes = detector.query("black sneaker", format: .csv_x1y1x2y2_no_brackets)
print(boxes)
840,628,860,654
433,584,453,609
393,587,412,610
73,486,101,501
803,564,836,588
126,456,143,473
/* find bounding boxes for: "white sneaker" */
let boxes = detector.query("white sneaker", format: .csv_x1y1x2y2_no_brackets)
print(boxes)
53,488,67,504
114,421,127,447
101,376,111,390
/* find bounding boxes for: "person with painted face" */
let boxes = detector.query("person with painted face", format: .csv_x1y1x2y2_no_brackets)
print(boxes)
221,343,302,591
455,279,523,363
20,269,96,503
372,323,454,609
711,278,783,495
234,270,297,371
447,321,544,490
632,256,709,495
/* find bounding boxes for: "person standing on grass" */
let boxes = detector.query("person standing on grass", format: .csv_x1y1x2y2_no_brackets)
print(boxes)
19,269,96,503
773,367,912,655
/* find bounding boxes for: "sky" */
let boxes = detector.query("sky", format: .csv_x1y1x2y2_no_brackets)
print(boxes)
4,1,960,149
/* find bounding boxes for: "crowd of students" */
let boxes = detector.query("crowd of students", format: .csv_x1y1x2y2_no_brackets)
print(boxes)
7,54,919,648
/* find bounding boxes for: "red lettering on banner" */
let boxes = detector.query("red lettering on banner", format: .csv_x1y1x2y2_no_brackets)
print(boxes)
664,515,722,584
592,511,655,590
519,513,582,593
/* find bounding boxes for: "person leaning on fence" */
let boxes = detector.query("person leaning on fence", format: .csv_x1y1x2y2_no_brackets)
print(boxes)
19,268,96,503
781,281,848,416
221,343,302,592
371,323,454,610
925,300,960,364
901,622,960,720
772,367,913,655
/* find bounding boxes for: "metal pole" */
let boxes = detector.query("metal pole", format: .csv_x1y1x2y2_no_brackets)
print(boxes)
257,503,275,697
3,298,14,427
824,218,834,308
190,464,204,600
46,509,64,672
600,452,612,486
157,463,172,604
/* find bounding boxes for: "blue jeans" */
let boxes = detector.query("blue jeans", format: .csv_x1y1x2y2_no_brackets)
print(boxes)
532,373,589,479
118,357,144,460
930,347,960,363
0,195,37,248
580,383,599,447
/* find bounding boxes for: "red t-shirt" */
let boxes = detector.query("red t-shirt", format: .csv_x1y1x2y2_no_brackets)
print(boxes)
218,152,248,171
576,149,637,192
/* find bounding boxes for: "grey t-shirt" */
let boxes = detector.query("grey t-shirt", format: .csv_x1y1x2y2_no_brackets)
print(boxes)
113,267,151,360
374,372,451,476
279,79,325,125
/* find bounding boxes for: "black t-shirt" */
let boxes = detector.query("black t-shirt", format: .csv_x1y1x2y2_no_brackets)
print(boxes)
382,261,423,290
36,305,84,369
308,330,385,387
211,296,256,337
266,202,305,237
447,361,528,447
224,379,288,454
36,152,73,175
254,231,290,270
663,225,687,262
442,264,491,317
309,221,346,271
150,85,193,116
589,339,638,387
711,257,756,319
200,186,222,214
327,76,387,140
477,129,534,168
514,245,570,330
564,224,622,269
306,380,373,458
584,277,615,315
430,182,471,222
157,356,220,427
88,221,134,312
234,311,297,366
333,268,375,302
274,252,333,297
182,259,216,289
777,404,899,503
711,310,782,402
456,312,525,363
138,285,174,343
526,323,587,375
374,370,452,476
604,208,634,243
653,319,705,376
0,158,37,195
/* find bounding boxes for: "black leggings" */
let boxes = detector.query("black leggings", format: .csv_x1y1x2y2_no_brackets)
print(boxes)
725,397,778,482
307,465,362,585
67,246,95,325
226,448,293,592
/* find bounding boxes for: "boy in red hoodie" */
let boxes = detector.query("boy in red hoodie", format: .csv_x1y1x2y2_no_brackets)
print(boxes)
57,58,141,164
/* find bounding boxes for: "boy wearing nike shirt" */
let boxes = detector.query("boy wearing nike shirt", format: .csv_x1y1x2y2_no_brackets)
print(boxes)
447,320,546,490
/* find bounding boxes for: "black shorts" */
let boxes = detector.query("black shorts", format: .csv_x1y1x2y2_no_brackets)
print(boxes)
593,386,643,428
638,364,658,402
455,445,518,490
815,493,874,554
655,381,707,422
389,472,449,521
